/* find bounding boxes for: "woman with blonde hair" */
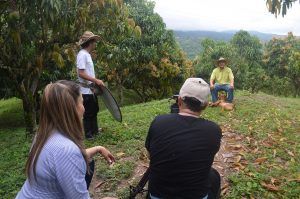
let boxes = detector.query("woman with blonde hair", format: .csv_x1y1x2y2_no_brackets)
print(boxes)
16,80,115,199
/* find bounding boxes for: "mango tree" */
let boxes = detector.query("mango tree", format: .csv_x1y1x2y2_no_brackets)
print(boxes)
0,0,133,134
264,32,300,96
123,0,192,101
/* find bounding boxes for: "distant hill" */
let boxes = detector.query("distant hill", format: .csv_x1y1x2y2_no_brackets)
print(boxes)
174,30,283,59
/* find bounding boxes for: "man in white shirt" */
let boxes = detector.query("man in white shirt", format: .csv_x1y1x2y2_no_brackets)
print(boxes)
77,31,104,139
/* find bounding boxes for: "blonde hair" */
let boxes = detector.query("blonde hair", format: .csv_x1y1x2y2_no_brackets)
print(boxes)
25,80,88,181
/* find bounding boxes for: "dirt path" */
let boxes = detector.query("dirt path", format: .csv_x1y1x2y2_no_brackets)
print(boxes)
89,124,246,198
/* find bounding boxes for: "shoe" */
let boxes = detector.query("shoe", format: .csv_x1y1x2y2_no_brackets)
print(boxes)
98,128,103,133
85,133,94,140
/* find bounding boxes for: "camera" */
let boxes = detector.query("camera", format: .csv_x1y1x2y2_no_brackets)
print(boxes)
170,94,179,113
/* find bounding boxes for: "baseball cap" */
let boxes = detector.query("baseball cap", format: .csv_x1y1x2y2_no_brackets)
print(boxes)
179,78,210,104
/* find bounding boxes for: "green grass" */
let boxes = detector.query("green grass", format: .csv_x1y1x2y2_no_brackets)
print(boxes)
0,91,299,198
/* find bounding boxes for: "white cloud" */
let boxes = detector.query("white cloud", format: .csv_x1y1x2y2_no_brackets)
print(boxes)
152,0,300,35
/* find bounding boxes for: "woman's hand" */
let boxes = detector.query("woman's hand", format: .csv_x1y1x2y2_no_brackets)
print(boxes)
97,146,115,165
86,146,115,165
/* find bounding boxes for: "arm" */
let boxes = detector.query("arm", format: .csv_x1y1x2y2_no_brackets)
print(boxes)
210,70,216,89
86,146,115,164
229,69,234,89
210,79,215,89
55,148,90,199
78,69,104,86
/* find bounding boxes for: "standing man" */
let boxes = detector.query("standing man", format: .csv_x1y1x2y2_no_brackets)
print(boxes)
146,78,222,199
77,31,104,139
210,57,234,103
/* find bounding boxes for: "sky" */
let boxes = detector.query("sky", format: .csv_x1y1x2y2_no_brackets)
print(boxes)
152,0,300,35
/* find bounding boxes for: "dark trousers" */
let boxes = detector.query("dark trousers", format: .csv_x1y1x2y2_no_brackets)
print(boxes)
207,168,221,199
82,94,99,137
85,160,95,189
149,168,221,199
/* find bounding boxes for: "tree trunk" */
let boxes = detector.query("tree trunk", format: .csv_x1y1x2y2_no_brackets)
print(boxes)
18,78,39,135
117,83,124,106
22,94,37,135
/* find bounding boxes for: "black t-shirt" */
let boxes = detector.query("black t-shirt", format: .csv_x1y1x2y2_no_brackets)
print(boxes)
145,114,222,199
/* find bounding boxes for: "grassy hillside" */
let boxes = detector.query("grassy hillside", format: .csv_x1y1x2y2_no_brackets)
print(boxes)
0,92,299,198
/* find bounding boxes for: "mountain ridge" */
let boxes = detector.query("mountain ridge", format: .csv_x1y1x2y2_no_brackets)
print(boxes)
173,30,294,59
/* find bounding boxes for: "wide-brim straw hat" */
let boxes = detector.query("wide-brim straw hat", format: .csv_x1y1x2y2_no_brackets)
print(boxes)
217,57,227,64
77,31,101,46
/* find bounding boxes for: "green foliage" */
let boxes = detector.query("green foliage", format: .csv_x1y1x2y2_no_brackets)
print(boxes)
0,0,90,133
193,38,234,82
266,0,298,17
264,32,300,96
193,30,300,97
118,0,192,101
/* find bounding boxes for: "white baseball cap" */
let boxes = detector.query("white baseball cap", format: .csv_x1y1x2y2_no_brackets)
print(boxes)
179,78,210,104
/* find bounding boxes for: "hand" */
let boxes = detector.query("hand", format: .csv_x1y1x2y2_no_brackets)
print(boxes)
94,79,104,87
98,146,115,165
230,84,234,90
210,85,214,90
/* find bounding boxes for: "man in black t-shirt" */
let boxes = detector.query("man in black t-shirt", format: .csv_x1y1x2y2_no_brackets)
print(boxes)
145,78,222,199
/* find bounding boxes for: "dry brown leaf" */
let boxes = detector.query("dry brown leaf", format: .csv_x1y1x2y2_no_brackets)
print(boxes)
261,182,279,191
273,149,277,158
287,150,295,157
230,144,242,150
253,147,259,154
246,172,255,177
262,141,273,148
254,157,268,164
222,153,234,158
235,155,242,163
95,181,106,188
221,183,229,196
246,136,251,143
116,152,125,157
234,162,245,170
270,177,277,185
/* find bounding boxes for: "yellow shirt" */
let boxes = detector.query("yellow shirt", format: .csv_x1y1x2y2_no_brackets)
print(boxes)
210,67,234,84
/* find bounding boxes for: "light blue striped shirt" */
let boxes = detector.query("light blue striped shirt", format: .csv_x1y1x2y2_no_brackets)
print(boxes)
16,131,90,199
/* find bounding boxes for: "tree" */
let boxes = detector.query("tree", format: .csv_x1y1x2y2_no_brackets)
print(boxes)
230,30,264,92
264,32,300,96
193,31,266,92
0,0,85,134
120,0,192,101
0,0,135,134
266,0,299,17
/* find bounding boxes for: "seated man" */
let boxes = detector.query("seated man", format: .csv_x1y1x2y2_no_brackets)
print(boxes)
145,78,222,199
210,57,234,103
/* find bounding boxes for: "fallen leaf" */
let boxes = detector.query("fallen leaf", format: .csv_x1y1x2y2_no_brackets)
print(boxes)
261,182,279,191
221,184,229,196
287,150,295,157
95,181,106,188
116,152,125,157
273,149,277,158
234,155,242,163
255,157,268,164
222,153,234,158
230,144,242,150
262,141,273,148
253,148,259,154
